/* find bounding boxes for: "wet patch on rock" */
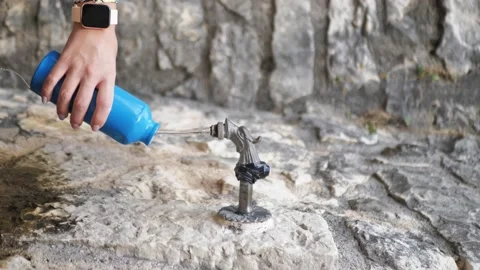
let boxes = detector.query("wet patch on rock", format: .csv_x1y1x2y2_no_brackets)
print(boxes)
0,145,75,261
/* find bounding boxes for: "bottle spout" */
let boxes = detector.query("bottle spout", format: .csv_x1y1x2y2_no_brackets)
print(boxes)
142,121,161,146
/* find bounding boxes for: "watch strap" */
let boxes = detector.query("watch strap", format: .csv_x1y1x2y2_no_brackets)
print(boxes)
72,5,81,23
111,9,118,25
72,4,118,26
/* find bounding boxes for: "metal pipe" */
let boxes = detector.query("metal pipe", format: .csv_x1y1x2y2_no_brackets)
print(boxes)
238,181,252,214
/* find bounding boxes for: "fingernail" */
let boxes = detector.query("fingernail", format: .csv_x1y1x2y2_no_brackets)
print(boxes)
92,125,100,132
72,124,79,129
58,114,66,120
42,96,47,104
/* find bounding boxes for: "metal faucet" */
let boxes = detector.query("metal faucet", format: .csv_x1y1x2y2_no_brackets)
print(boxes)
210,119,272,223
157,118,272,223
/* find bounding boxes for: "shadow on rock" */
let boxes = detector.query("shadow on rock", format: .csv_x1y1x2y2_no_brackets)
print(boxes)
0,150,74,260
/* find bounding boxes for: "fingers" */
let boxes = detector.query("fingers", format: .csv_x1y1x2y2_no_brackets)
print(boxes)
70,78,97,129
44,22,118,132
41,58,68,103
90,79,114,131
56,66,82,120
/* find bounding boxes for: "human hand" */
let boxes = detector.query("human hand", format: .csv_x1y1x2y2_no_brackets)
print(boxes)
41,23,118,132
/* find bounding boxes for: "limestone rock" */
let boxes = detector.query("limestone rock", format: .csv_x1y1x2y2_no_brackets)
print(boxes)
385,0,420,43
386,0,415,23
218,0,253,23
157,48,173,70
376,168,480,268
114,1,184,95
327,0,379,90
1,0,480,124
349,220,458,270
317,154,371,197
249,0,274,62
432,100,479,130
210,23,261,108
47,199,338,270
269,0,315,108
0,127,19,142
25,243,171,270
441,157,480,189
0,92,340,269
384,63,417,120
36,0,69,54
168,77,207,100
3,86,480,269
310,0,330,98
441,136,480,189
0,37,16,56
450,136,479,163
301,110,379,145
5,3,26,33
316,120,378,145
0,255,33,270
437,0,480,77
157,0,208,73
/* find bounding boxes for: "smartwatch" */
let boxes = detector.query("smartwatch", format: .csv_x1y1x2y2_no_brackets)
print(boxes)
72,3,118,29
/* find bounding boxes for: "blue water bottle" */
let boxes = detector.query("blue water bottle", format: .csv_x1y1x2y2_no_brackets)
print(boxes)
30,50,160,146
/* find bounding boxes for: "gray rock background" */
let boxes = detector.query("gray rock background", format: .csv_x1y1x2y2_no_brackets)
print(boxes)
1,0,480,131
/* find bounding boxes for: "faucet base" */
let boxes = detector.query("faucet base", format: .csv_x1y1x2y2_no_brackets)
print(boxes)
218,205,272,223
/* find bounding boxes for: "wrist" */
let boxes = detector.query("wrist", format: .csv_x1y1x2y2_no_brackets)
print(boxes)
72,22,116,33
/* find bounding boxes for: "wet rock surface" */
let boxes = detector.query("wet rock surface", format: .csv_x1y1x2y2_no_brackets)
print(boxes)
1,89,479,269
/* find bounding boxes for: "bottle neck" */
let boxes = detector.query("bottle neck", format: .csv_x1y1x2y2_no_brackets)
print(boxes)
141,120,160,146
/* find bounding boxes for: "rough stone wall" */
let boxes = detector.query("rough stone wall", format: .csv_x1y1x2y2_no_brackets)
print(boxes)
1,0,480,129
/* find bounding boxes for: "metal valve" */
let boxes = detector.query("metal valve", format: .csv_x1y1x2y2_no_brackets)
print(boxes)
157,118,272,223
210,119,272,223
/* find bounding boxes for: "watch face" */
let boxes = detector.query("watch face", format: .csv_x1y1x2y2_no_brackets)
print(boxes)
81,4,110,28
